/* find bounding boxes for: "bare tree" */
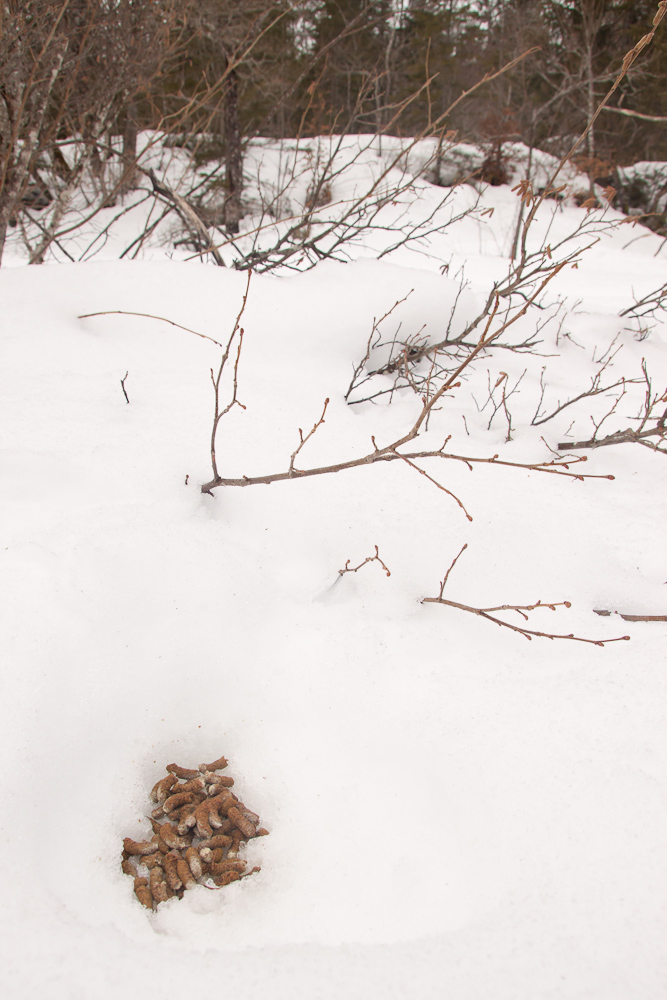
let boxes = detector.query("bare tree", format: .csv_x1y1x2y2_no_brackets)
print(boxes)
0,0,178,264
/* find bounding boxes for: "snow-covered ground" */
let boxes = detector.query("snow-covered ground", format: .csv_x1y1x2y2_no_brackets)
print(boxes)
1,137,666,999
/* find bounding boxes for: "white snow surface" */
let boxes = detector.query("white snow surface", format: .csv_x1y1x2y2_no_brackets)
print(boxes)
1,137,667,999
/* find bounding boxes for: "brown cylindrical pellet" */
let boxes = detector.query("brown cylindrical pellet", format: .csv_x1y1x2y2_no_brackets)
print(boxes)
227,830,244,857
202,756,228,772
123,837,160,856
211,858,246,877
202,772,234,788
163,791,195,813
176,857,196,889
194,800,214,839
184,847,203,879
167,763,200,780
197,834,232,851
150,773,178,804
143,853,165,869
158,823,189,850
227,806,256,839
134,877,153,909
179,776,205,794
163,851,183,891
149,868,169,904
213,870,241,887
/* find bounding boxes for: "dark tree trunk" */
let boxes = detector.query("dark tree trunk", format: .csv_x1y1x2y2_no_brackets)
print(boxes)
223,67,243,234
119,101,138,197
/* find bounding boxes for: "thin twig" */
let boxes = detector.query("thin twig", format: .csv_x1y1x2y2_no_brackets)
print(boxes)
390,450,473,521
289,398,329,474
438,543,468,597
79,311,224,348
338,545,391,578
423,546,630,645
208,271,252,484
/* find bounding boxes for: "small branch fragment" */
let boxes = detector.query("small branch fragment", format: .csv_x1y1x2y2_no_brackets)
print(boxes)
594,609,667,622
338,545,391,578
79,311,225,348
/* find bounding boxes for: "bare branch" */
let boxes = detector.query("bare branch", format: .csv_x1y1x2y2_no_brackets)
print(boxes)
145,169,225,267
208,271,252,484
289,398,329,475
438,543,468,598
423,546,630,646
78,311,225,348
389,450,473,521
338,545,391,578
594,609,667,621
602,105,667,124
557,362,667,453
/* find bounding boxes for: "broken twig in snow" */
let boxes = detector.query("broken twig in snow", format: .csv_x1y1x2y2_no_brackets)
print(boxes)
79,310,225,348
423,544,630,645
593,609,667,622
338,545,391,578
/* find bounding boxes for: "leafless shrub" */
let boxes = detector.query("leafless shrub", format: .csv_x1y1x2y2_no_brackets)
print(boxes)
531,356,641,428
557,360,667,455
619,280,667,325
348,5,667,417
0,0,180,264
199,280,615,516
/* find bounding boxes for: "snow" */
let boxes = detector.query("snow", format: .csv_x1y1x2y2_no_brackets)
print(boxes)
1,137,667,999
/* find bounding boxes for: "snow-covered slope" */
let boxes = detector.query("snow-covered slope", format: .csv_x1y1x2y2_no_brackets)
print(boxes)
1,138,666,1000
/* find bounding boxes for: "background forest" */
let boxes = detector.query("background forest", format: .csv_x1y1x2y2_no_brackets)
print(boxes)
2,0,667,261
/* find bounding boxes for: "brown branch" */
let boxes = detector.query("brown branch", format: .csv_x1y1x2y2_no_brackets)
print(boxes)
532,376,638,427
619,281,667,319
289,398,329,474
338,545,391,578
423,546,630,646
602,105,667,123
390,450,473,521
78,311,224,348
146,169,225,266
594,609,667,621
438,543,468,597
345,291,413,402
557,418,666,453
423,595,630,644
120,371,129,404
199,239,612,506
202,447,613,493
208,272,252,485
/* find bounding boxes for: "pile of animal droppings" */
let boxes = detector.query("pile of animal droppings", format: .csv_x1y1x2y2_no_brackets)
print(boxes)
121,756,268,910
